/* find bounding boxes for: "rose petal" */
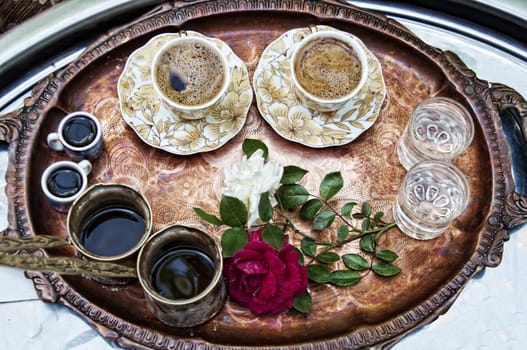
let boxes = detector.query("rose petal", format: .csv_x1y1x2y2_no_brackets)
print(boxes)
241,273,264,294
270,297,294,314
257,269,277,301
236,260,268,274
248,227,264,242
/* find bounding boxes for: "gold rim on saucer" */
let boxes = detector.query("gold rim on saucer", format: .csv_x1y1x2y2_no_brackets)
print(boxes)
253,25,386,148
118,32,253,155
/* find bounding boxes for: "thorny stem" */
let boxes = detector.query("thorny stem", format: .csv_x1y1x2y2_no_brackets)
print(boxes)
273,206,397,248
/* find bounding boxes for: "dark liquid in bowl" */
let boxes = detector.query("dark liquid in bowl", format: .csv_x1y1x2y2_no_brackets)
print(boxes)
47,168,82,198
150,248,215,299
62,117,97,147
80,206,145,256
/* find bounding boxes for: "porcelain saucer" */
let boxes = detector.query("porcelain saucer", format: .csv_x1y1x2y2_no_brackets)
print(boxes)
253,25,386,148
118,32,252,155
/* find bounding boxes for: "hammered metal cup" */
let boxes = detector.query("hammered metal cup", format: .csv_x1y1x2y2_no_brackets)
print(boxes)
67,183,153,284
137,225,226,327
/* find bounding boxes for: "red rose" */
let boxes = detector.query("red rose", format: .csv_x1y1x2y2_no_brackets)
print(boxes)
224,228,308,315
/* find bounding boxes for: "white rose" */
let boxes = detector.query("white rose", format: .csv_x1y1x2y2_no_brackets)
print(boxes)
223,149,284,228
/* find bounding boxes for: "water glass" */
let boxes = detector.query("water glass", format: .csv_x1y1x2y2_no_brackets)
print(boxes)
397,97,474,170
393,160,470,240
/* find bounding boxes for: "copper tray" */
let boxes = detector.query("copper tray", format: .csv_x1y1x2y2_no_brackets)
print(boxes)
1,0,527,349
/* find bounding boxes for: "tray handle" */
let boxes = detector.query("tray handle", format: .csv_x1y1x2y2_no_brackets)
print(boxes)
489,83,527,229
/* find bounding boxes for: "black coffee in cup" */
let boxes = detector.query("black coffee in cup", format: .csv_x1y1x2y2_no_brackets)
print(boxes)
149,247,215,299
79,206,146,257
61,116,97,147
46,167,83,198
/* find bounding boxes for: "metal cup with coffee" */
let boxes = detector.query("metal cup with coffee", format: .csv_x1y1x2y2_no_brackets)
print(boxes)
137,225,226,327
67,183,153,284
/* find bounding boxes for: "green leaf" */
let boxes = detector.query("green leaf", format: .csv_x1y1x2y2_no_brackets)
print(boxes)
374,211,385,220
221,227,248,258
293,291,312,314
337,225,349,241
261,225,285,250
300,199,323,219
360,235,376,253
319,171,344,200
313,211,335,231
307,264,332,283
361,202,372,217
193,207,222,226
316,252,340,264
301,237,317,257
330,270,362,286
294,247,305,265
342,253,370,271
258,192,273,222
275,184,309,209
372,263,401,277
242,138,268,159
219,195,248,227
361,218,371,231
341,202,357,218
375,249,398,262
281,165,308,184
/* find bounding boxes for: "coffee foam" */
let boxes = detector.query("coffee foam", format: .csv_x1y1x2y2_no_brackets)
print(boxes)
155,40,226,106
294,38,362,100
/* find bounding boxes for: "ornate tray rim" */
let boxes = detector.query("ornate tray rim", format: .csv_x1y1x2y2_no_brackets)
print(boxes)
1,0,526,349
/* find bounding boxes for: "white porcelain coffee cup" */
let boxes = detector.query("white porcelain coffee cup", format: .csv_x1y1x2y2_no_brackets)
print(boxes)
290,29,369,112
41,160,92,213
47,111,103,161
151,35,231,120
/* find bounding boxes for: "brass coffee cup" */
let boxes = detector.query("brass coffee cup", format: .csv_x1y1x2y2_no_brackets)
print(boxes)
67,183,153,284
137,225,226,327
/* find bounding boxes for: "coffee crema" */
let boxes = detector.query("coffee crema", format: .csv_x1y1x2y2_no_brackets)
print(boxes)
154,40,226,106
294,37,363,100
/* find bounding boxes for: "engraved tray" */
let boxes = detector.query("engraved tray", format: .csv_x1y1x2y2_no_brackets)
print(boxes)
1,0,527,349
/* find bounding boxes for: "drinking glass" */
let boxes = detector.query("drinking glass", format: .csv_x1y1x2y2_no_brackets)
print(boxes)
393,160,470,240
397,97,474,170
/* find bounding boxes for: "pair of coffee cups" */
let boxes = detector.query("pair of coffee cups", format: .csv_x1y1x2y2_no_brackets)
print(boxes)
67,183,225,328
152,27,368,118
41,111,103,212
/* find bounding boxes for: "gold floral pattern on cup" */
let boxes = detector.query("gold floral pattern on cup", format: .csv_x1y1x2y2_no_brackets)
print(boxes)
117,32,252,155
253,25,386,148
